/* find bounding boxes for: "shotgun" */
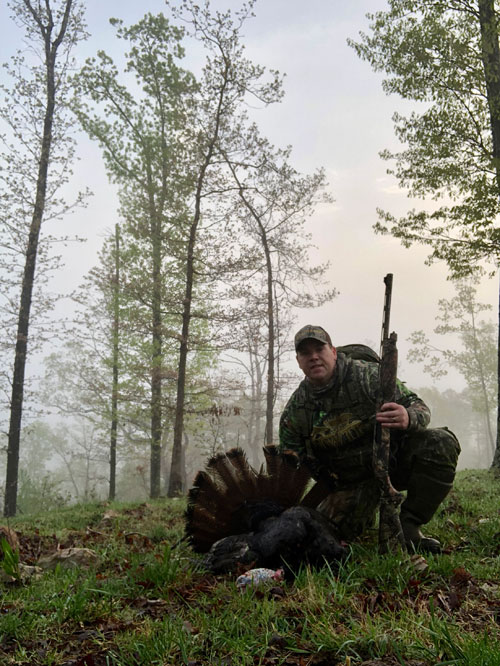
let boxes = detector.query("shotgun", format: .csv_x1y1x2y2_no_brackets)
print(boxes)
373,274,406,554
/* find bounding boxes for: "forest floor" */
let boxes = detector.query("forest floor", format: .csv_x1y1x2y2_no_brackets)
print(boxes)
0,469,499,665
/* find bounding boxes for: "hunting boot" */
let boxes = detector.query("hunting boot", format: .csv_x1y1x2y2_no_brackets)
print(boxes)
399,471,454,554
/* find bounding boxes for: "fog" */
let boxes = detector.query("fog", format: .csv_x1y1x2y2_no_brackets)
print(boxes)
0,0,497,490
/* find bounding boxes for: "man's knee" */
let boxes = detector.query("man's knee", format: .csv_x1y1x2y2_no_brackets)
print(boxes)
393,426,461,487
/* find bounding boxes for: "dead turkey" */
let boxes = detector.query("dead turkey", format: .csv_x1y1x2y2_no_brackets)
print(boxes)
185,446,348,575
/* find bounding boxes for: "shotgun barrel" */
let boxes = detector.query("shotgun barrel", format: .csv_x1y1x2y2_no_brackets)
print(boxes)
374,274,406,554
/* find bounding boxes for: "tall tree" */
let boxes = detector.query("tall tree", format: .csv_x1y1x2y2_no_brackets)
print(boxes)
109,224,120,500
39,225,146,502
222,132,335,444
1,0,87,516
407,279,497,461
74,13,198,498
223,296,271,463
349,0,500,468
166,0,284,495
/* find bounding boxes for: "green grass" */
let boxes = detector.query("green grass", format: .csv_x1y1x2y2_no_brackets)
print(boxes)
0,469,499,665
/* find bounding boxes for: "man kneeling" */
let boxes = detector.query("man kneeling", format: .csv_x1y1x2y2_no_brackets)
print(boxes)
279,325,461,553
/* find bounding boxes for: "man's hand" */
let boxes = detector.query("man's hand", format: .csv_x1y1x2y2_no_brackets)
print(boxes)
376,402,409,430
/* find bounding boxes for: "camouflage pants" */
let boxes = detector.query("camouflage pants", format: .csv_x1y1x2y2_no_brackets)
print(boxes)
317,427,461,540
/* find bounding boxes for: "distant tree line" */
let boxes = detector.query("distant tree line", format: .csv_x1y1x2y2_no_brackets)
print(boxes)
0,0,334,514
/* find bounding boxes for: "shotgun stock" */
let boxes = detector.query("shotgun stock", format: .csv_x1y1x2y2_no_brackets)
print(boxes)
374,274,406,554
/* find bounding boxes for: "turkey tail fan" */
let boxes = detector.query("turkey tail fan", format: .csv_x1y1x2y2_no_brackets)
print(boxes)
278,449,314,505
263,445,281,479
187,448,261,552
260,445,288,497
188,469,225,511
225,447,258,497
186,446,330,554
206,450,248,504
256,445,282,498
262,446,314,507
186,470,234,552
185,505,223,553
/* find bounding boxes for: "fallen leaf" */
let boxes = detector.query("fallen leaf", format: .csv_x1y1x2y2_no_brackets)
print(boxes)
101,510,120,523
447,589,463,611
268,633,287,649
38,547,99,571
0,526,19,554
19,563,43,582
73,653,96,666
410,554,428,573
480,582,499,594
450,566,473,588
182,619,199,634
436,591,451,613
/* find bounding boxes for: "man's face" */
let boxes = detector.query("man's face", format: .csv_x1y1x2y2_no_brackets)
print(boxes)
296,339,337,387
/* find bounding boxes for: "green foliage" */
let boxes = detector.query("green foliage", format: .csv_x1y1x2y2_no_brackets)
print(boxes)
408,278,497,462
0,536,20,581
349,0,500,275
350,1,500,470
16,469,70,516
72,11,221,498
408,280,496,392
0,0,89,517
131,544,180,589
416,615,497,665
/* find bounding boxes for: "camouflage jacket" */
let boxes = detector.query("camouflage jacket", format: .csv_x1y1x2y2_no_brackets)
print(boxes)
279,352,430,485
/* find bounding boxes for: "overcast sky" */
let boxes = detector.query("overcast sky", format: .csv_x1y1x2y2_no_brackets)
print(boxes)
0,0,498,395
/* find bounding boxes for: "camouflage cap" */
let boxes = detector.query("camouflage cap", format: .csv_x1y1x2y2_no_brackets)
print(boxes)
294,325,332,351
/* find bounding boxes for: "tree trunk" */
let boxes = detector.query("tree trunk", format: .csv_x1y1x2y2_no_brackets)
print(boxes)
4,232,43,516
182,430,189,491
494,275,500,468
168,219,196,496
223,159,276,446
478,0,500,469
4,1,74,516
247,333,264,467
247,337,256,461
262,233,275,444
168,63,229,497
109,224,120,501
150,213,163,498
466,285,496,455
161,423,170,495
